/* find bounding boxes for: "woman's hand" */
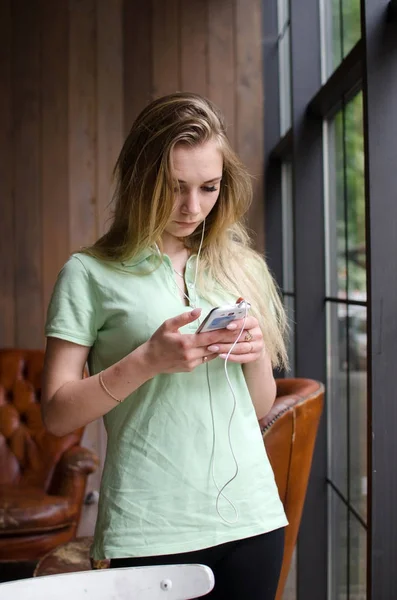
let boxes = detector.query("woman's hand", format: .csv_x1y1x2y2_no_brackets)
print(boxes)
142,312,264,375
205,316,264,364
142,308,243,374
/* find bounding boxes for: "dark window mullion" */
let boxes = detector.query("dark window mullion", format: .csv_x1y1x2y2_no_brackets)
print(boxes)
308,40,363,120
264,0,283,285
362,1,397,597
325,297,367,307
289,0,327,598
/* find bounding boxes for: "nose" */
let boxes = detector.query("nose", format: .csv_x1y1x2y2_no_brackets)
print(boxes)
181,189,200,216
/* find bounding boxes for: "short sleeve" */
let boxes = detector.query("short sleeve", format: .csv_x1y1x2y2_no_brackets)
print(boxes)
45,255,97,346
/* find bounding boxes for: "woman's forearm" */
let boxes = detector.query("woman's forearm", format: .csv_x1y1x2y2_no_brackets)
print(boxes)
43,344,156,437
243,350,277,420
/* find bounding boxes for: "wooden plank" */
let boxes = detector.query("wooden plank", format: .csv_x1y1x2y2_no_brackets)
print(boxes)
208,0,236,147
13,0,43,348
0,0,14,347
96,0,123,236
152,0,180,98
69,0,97,251
180,0,208,94
92,0,125,490
123,0,152,132
40,0,70,325
235,0,265,252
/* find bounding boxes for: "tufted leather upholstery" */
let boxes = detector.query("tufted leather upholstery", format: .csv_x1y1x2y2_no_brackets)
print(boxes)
260,378,324,600
0,349,98,562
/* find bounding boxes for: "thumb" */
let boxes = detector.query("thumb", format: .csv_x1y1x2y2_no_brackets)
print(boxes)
165,308,202,332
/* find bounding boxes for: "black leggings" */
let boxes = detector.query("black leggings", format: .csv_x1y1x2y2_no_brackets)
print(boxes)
110,527,285,600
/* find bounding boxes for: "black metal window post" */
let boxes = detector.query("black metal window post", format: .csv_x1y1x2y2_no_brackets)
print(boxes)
289,1,327,598
362,1,397,596
263,0,282,285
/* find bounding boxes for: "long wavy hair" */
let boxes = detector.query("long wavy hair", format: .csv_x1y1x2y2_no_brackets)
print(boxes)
84,92,288,368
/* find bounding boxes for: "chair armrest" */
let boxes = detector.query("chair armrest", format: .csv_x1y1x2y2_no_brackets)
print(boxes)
61,446,99,475
49,446,99,505
258,396,297,434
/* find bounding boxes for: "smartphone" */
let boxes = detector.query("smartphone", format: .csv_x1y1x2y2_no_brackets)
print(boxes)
196,301,250,333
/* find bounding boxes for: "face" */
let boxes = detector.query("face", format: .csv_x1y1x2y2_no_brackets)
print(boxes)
163,138,223,243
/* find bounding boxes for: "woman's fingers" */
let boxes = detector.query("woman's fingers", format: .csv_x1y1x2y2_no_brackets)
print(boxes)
184,351,218,371
218,352,262,364
164,308,202,332
226,315,259,332
207,341,262,355
207,327,263,352
202,326,262,346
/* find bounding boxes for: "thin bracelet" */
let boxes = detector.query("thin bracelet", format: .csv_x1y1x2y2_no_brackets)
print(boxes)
98,371,123,404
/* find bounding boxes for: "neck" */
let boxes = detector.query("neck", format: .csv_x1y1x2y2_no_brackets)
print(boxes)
161,232,189,261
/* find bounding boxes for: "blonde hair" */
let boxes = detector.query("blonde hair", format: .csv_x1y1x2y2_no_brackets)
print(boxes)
84,92,288,368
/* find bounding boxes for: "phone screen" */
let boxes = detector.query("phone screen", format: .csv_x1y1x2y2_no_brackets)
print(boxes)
203,315,237,331
196,303,248,333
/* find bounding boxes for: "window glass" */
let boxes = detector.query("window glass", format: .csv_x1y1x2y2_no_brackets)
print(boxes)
325,90,367,597
321,0,362,79
284,295,295,377
281,161,295,376
278,0,291,135
282,162,294,293
345,94,366,299
326,301,348,497
349,515,367,599
328,489,348,599
349,305,367,522
341,0,362,58
325,110,346,299
326,93,365,302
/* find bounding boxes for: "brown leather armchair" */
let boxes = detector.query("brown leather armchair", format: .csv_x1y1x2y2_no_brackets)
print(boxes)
0,349,98,562
260,377,324,600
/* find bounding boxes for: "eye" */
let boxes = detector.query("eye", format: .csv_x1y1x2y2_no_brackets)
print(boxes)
202,185,218,193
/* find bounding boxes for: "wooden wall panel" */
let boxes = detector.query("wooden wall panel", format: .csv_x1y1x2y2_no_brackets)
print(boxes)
68,0,104,491
69,0,97,251
97,0,124,235
13,0,43,348
235,0,265,251
92,0,124,488
40,0,70,323
152,0,180,98
123,0,152,131
208,0,236,147
0,0,267,348
0,0,14,347
0,0,266,487
180,0,208,94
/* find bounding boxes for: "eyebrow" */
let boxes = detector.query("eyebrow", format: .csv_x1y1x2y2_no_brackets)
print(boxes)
177,177,222,184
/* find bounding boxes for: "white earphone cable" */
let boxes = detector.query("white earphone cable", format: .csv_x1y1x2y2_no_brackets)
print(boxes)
167,217,247,524
206,301,248,524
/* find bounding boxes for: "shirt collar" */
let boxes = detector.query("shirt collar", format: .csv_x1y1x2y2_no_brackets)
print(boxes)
120,247,157,267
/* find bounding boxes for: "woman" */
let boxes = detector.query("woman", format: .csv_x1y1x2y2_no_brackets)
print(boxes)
42,92,289,599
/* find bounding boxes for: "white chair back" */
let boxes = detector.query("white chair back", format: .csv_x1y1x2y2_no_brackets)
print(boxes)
0,563,214,600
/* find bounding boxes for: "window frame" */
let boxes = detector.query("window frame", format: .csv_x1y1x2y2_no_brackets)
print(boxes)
263,0,397,597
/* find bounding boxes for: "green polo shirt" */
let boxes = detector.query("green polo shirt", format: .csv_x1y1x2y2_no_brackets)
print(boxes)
45,251,287,559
